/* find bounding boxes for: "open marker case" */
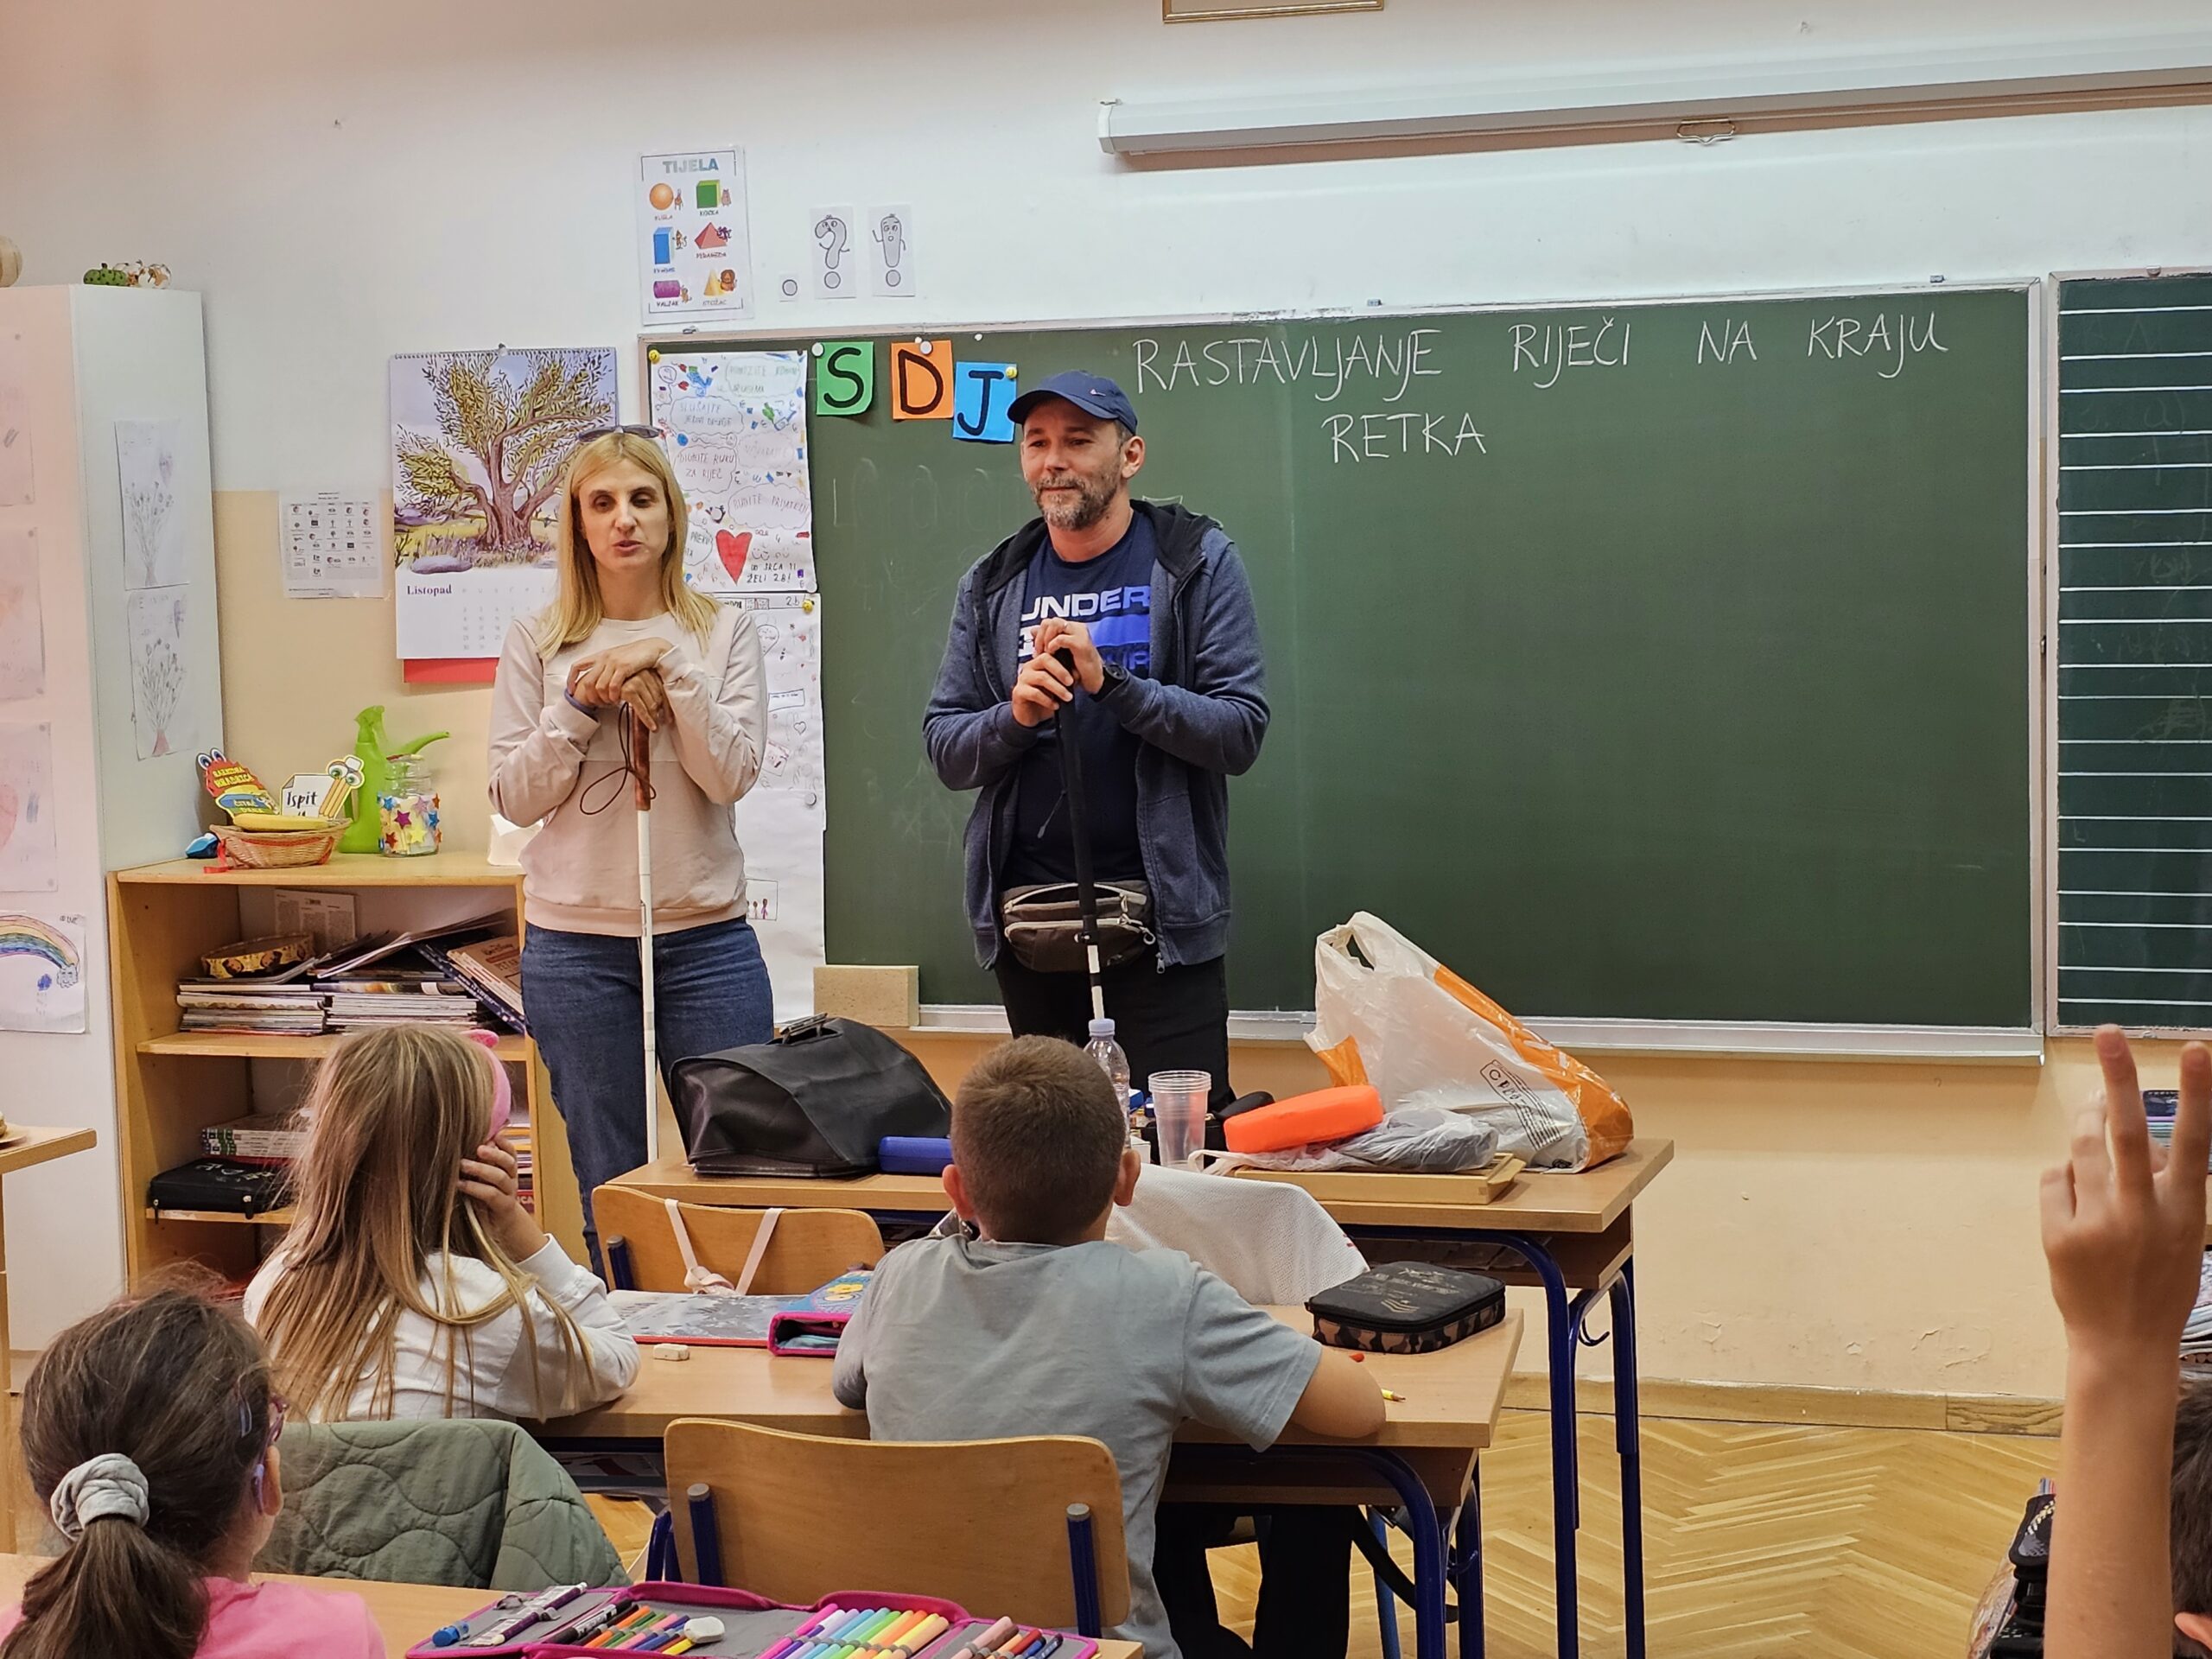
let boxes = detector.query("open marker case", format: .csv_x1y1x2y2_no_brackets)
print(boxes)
405,1582,1100,1658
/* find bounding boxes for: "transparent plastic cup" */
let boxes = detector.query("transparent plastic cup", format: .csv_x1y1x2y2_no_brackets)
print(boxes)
1148,1070,1211,1169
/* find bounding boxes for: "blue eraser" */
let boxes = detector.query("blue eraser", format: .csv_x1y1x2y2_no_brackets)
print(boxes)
878,1135,953,1174
186,832,219,859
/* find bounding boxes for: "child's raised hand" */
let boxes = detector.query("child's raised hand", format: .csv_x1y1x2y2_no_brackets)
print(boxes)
2041,1025,2210,1366
460,1138,549,1263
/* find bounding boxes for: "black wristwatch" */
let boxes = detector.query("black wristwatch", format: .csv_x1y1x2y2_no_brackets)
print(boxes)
1095,661,1130,700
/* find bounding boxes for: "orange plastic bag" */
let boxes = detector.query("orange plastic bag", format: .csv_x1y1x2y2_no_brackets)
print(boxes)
1306,912,1633,1170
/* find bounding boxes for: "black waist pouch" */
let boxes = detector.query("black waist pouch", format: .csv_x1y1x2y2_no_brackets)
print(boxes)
669,1016,952,1178
147,1157,293,1217
1306,1262,1506,1355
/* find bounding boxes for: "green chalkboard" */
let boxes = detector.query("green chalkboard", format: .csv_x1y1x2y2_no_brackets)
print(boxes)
2057,274,2212,1030
702,286,2034,1025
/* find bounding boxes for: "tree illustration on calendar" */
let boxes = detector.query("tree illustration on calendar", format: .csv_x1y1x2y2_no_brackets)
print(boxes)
391,348,617,573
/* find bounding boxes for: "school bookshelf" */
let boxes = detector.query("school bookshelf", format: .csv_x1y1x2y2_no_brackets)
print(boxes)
106,852,585,1285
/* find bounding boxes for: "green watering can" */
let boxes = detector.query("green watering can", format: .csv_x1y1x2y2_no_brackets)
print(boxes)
340,705,450,855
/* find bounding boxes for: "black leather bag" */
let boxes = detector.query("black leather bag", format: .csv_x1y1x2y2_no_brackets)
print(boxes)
668,1016,951,1178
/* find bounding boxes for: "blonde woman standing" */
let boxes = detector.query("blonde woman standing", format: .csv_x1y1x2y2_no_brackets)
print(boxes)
488,429,772,1267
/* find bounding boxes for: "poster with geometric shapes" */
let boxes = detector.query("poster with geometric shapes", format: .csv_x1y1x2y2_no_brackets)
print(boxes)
724,592,825,1019
115,418,186,590
636,149,752,326
390,347,617,660
125,588,200,760
0,528,43,702
0,724,57,892
0,912,86,1033
648,351,811,594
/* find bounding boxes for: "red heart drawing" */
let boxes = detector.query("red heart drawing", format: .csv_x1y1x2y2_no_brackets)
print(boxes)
716,528,752,584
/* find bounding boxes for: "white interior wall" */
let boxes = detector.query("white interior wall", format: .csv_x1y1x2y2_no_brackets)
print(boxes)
5,0,2212,487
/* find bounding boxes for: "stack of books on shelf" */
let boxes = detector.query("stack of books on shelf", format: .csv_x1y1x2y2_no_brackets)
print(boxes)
172,913,522,1039
175,980,326,1035
318,958,482,1032
200,1111,309,1166
440,935,525,1033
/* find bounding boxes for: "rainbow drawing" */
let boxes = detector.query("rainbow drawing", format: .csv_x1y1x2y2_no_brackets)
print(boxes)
0,915,80,990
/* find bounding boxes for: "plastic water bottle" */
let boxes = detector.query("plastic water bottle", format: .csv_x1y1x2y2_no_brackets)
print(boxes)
1085,1017,1147,1160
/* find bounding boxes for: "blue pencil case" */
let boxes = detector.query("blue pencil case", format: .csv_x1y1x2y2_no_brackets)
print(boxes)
878,1135,953,1174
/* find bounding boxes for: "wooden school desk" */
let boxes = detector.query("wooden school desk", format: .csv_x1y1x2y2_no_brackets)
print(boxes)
0,1554,487,1659
0,1127,98,1551
539,1308,1522,1659
609,1137,1673,1659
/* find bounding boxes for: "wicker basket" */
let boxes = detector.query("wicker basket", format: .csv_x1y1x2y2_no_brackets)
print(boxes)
211,823,340,870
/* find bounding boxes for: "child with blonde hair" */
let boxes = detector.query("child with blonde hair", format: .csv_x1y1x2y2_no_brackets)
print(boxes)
245,1024,638,1421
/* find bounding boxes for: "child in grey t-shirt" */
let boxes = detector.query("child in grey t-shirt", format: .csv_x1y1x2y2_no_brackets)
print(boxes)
832,1037,1383,1659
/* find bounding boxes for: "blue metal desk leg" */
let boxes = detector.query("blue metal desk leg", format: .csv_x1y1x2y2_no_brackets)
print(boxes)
1372,1510,1403,1659
1452,1465,1484,1659
1499,1231,1580,1659
1611,1260,1647,1659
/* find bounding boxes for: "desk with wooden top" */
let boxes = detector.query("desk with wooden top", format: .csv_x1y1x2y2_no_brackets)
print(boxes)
0,1554,493,1659
0,1555,1146,1659
540,1308,1522,1659
0,1128,99,1552
609,1138,1672,1659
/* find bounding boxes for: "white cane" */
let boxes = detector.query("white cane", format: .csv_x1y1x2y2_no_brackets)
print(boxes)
628,707,659,1166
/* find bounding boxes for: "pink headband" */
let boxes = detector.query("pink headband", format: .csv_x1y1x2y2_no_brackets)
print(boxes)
463,1028,512,1137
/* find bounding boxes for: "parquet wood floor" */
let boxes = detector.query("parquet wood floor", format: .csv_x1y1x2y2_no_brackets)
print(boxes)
584,1408,2056,1657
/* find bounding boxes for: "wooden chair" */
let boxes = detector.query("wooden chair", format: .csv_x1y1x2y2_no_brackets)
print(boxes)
591,1187,883,1294
663,1418,1129,1636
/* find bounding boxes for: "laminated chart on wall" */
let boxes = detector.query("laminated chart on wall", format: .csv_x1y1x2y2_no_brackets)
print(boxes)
725,592,825,1019
648,351,812,594
390,347,617,660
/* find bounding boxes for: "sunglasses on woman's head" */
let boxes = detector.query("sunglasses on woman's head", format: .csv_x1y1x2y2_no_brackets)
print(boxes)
577,424,663,443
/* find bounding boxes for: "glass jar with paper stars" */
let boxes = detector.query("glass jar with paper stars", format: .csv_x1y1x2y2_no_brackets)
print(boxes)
378,751,442,857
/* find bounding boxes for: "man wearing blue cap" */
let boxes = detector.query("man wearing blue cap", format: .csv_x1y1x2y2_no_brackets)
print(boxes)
923,371,1268,1109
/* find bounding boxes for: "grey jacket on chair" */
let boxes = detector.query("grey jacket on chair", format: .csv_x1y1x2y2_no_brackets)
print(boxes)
257,1418,627,1591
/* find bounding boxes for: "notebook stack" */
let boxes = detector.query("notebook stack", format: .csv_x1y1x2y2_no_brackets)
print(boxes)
318,956,483,1032
2185,1251,2212,1369
200,1110,308,1167
175,978,327,1034
438,935,527,1035
2145,1091,2212,1172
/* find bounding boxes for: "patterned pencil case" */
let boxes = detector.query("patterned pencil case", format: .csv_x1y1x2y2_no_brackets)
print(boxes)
1306,1262,1505,1354
405,1583,1099,1657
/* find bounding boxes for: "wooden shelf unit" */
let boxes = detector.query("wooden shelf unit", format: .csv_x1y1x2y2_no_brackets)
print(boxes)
110,853,583,1283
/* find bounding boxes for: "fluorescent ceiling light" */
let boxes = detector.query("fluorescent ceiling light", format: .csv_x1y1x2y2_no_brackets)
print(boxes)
1099,32,2212,156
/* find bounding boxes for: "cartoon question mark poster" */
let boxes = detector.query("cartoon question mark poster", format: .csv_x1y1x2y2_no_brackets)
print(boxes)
810,206,856,301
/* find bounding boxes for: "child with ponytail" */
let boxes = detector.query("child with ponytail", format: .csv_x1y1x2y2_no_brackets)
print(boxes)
0,1281,382,1659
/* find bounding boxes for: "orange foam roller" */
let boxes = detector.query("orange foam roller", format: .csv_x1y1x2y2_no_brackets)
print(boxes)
1224,1084,1384,1154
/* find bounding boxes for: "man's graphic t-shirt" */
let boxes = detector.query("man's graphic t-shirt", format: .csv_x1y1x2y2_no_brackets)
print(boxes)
1003,514,1156,888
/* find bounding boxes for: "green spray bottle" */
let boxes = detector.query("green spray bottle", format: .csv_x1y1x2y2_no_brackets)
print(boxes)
340,706,450,854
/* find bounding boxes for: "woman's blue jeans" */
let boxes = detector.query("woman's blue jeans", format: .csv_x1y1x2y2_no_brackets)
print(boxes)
521,917,773,1268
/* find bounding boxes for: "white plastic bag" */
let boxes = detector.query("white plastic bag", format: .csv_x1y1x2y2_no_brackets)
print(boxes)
1307,912,1633,1170
1197,1107,1499,1175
